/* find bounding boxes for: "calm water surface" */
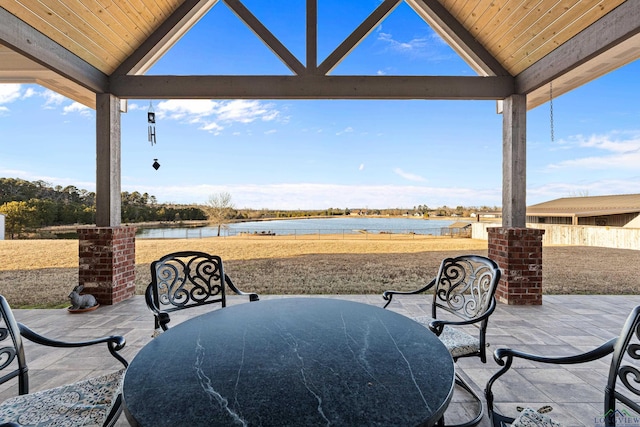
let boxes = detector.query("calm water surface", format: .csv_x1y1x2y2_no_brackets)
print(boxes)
137,217,459,239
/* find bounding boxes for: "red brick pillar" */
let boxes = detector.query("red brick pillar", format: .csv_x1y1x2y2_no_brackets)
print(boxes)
488,227,545,305
78,226,136,305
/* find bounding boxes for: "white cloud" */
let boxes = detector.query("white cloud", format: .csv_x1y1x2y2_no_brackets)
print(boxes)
393,168,426,182
63,102,92,117
185,179,638,210
375,27,448,60
336,126,353,136
0,168,95,191
22,88,37,99
528,177,640,205
157,99,217,119
0,84,21,105
42,90,66,109
572,132,640,153
547,152,640,170
547,132,640,170
122,182,502,209
359,163,365,171
155,99,280,133
126,102,151,111
218,100,278,123
264,129,277,135
0,85,91,117
201,122,223,133
378,31,429,53
0,85,75,114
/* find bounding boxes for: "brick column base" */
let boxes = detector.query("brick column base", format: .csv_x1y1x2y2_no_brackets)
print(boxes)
78,226,136,305
488,227,545,305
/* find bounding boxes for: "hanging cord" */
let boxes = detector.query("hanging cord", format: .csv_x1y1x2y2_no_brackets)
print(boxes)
549,81,554,143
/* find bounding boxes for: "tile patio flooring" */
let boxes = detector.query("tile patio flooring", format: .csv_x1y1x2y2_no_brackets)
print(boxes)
2,294,639,426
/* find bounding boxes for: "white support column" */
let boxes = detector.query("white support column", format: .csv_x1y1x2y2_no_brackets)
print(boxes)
502,94,526,228
95,93,121,227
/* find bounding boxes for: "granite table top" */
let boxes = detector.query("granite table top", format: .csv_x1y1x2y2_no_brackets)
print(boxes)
123,297,454,427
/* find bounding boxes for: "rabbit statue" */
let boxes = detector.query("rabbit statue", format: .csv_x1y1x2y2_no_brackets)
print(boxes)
69,285,98,309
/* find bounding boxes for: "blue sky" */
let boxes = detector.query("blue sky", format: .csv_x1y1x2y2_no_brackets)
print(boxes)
1,0,639,210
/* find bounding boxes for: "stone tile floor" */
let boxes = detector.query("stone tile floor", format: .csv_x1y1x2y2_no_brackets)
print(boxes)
2,294,639,426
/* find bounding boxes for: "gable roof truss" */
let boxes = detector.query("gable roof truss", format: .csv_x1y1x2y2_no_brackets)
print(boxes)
1,1,639,106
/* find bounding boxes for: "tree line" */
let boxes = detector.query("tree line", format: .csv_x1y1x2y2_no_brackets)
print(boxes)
0,178,206,238
0,178,500,239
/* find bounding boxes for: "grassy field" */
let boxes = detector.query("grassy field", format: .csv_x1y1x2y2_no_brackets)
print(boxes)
0,235,638,308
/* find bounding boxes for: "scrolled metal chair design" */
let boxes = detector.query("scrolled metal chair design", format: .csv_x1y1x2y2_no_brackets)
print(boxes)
383,255,501,427
145,251,259,333
485,305,640,427
0,295,128,427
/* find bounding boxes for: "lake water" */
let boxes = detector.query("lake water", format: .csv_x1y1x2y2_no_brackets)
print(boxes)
136,217,459,239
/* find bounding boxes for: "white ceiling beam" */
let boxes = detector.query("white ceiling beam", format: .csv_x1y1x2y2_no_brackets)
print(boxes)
114,0,218,76
405,0,509,77
0,46,46,73
525,32,640,110
0,6,108,93
318,0,401,75
223,0,305,75
109,75,514,99
516,1,640,97
0,46,96,108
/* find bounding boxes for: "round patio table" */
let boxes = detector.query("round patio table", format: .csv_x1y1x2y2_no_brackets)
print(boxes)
123,297,454,426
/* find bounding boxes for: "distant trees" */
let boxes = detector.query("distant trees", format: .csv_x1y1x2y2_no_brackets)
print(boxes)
0,178,207,237
120,191,207,223
122,191,154,222
0,179,98,234
415,205,429,216
205,192,235,236
323,207,347,216
0,177,502,239
0,201,36,238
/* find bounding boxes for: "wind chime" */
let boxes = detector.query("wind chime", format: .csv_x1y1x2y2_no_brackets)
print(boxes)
148,101,160,170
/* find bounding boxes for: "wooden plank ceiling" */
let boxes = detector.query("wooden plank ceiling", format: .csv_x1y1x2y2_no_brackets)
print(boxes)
0,0,638,109
4,0,184,75
443,0,625,76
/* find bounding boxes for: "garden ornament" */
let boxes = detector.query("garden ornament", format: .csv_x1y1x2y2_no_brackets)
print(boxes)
69,284,98,310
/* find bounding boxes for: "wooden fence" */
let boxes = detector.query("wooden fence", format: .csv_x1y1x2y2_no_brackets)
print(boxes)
472,223,640,250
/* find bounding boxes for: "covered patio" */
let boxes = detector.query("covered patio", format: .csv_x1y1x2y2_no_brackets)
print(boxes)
2,1,640,306
2,1,640,424
1,293,637,426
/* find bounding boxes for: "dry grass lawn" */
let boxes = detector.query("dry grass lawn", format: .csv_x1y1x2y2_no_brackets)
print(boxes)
0,236,638,308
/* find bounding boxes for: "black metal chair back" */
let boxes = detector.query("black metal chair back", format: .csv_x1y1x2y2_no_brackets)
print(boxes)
145,251,259,331
383,255,501,427
0,295,128,427
486,305,640,427
0,296,29,395
149,251,227,311
606,305,640,425
431,255,501,362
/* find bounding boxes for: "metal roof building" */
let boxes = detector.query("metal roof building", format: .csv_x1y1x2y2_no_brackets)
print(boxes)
527,194,640,227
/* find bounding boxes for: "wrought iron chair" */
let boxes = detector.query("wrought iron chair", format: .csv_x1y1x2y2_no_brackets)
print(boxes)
145,251,259,333
485,305,640,427
383,254,501,427
0,295,128,427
